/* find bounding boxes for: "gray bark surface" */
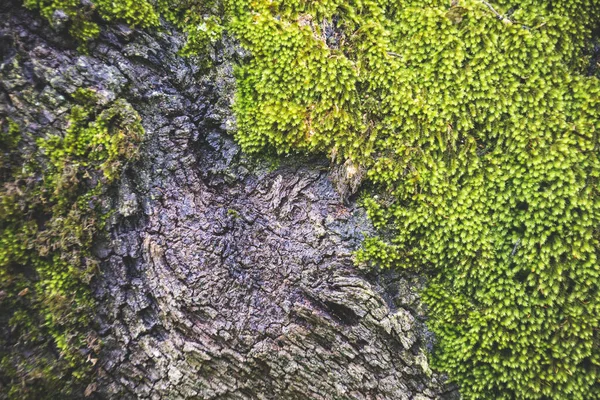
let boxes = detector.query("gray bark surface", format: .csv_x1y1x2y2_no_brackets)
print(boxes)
0,3,456,399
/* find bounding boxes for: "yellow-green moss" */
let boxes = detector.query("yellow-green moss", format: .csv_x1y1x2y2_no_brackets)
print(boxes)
23,0,159,43
24,0,225,56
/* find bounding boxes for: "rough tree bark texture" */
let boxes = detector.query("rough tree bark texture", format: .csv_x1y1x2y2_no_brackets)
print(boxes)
1,3,457,399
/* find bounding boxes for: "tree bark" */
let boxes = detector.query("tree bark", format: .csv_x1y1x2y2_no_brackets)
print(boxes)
0,3,456,399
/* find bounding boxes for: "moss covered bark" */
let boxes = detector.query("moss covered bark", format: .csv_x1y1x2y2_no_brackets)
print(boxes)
11,0,600,398
0,85,143,397
226,0,600,398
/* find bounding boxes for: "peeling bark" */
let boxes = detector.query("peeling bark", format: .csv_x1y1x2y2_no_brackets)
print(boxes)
0,3,457,399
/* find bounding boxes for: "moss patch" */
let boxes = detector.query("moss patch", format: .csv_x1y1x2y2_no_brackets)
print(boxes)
0,88,143,398
23,0,159,43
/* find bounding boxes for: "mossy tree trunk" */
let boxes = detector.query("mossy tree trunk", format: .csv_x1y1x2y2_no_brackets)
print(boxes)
0,2,454,399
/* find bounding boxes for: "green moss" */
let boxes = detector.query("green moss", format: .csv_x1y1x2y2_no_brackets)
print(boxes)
153,0,226,69
23,0,225,56
227,208,240,218
23,0,159,43
0,89,143,398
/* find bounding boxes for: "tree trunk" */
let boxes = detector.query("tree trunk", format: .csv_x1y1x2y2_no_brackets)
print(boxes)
0,3,456,399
